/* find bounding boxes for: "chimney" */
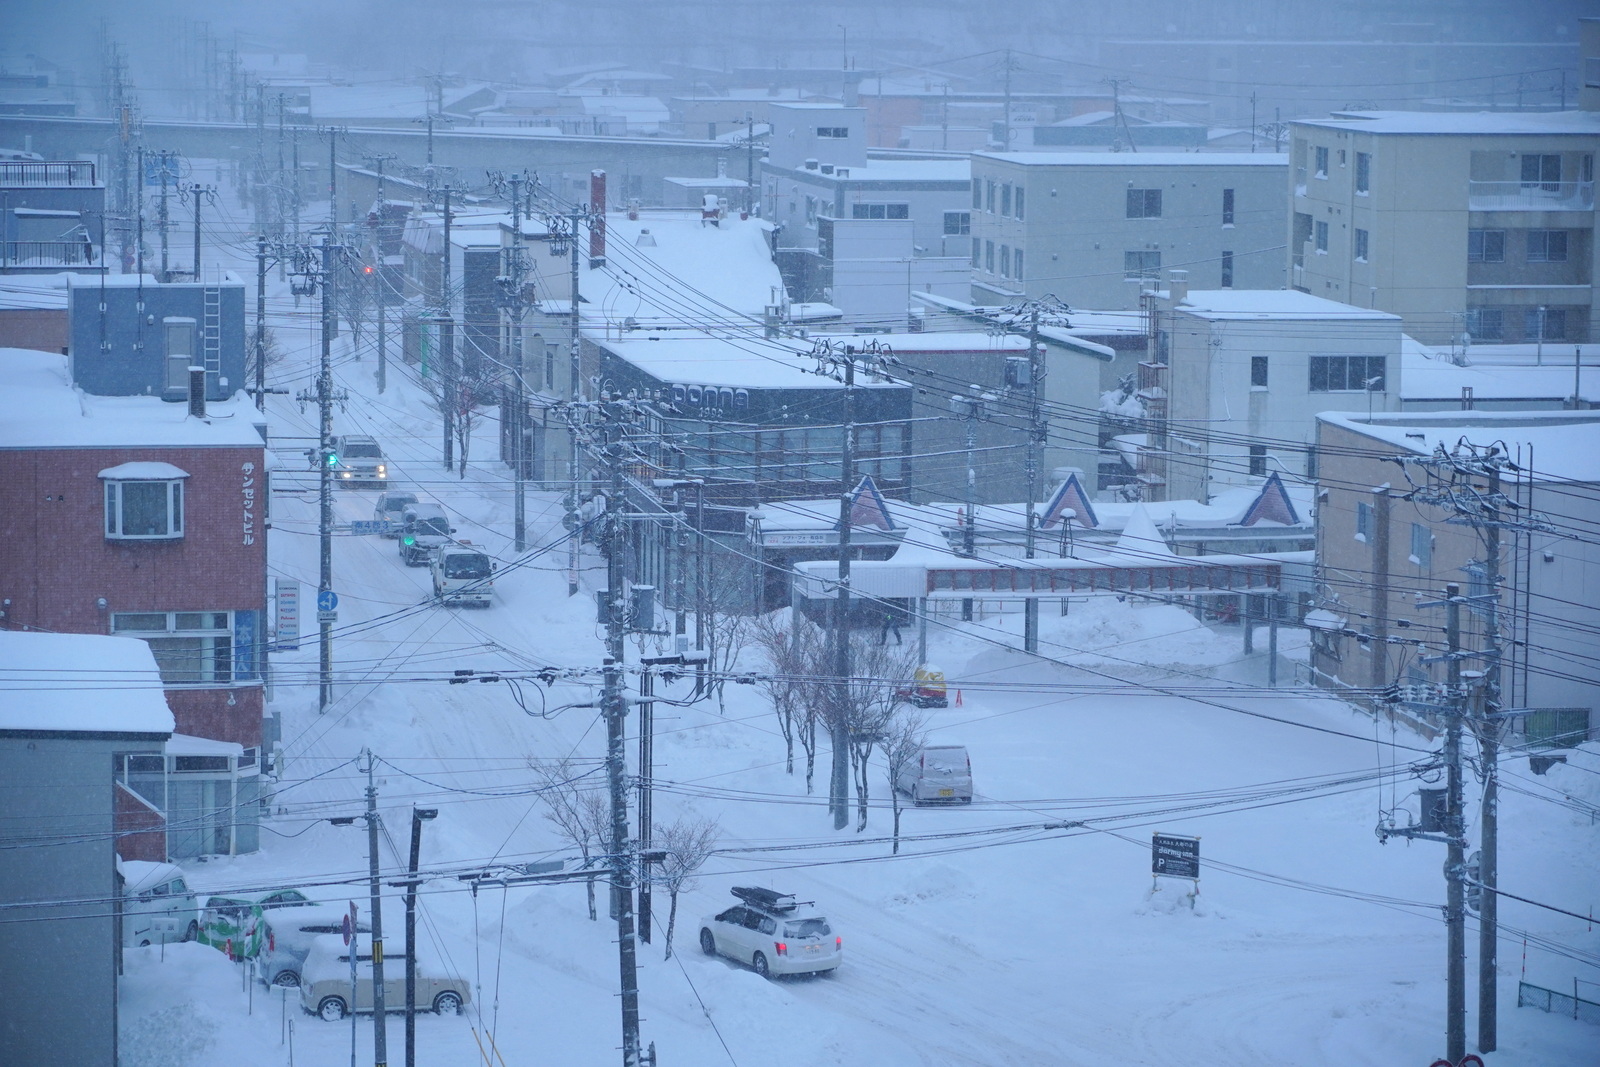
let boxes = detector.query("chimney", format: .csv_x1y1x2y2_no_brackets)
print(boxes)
187,365,207,418
1167,269,1189,304
589,170,607,267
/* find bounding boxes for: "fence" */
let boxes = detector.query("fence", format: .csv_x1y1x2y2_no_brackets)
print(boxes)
1518,980,1600,1025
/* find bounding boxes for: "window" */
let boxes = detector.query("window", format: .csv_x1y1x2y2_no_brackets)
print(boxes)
1465,307,1503,340
999,244,1010,278
1355,152,1370,194
1014,187,1025,220
1520,153,1560,191
850,203,909,220
1314,220,1329,253
1221,188,1234,226
113,611,235,685
1248,445,1267,477
1354,228,1369,262
1314,146,1329,178
1337,149,1347,168
1309,354,1386,392
1410,523,1432,569
1525,307,1566,340
1013,248,1023,283
972,181,982,210
1250,356,1268,388
985,180,996,213
1526,230,1568,263
985,240,995,273
1294,138,1307,189
1355,501,1373,542
816,126,849,139
971,237,980,267
1467,229,1504,263
1126,188,1162,218
1220,250,1234,288
944,210,971,236
1124,250,1161,279
103,467,186,540
804,195,818,227
1000,183,1011,217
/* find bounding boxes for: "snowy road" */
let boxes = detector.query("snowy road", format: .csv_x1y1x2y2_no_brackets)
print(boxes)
114,198,1600,1067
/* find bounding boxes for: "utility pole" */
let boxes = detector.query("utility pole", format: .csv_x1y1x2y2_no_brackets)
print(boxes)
597,399,645,1066
369,154,397,394
953,391,982,622
1022,306,1043,654
502,172,530,551
1443,586,1467,1065
184,183,215,281
325,126,341,228
1002,49,1013,151
157,153,172,281
363,750,389,1067
439,185,456,472
745,112,756,215
567,207,585,595
293,238,345,713
134,145,145,276
637,662,654,944
255,234,267,410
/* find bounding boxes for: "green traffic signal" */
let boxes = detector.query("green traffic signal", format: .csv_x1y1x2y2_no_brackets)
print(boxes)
325,449,339,467
403,535,416,546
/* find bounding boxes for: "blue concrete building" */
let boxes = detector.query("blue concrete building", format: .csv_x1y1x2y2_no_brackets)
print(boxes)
66,274,247,401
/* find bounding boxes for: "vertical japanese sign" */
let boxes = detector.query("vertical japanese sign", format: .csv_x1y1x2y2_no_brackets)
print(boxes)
274,579,300,651
241,462,258,546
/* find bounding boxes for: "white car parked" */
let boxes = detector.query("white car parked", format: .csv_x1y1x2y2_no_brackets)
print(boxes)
699,887,841,978
299,933,470,1020
119,859,200,947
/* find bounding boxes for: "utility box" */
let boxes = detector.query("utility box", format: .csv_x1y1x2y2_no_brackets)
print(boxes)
1418,788,1448,833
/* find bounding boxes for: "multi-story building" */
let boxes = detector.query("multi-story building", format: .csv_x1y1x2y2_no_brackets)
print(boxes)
1144,280,1403,501
0,349,268,856
66,274,247,402
761,103,971,303
1311,410,1600,736
1288,107,1600,345
968,152,1287,309
0,631,172,1067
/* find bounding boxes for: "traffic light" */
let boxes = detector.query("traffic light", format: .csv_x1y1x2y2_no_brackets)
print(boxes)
324,447,340,468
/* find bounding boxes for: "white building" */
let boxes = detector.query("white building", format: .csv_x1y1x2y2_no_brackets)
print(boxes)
968,152,1288,309
1289,108,1600,346
1144,282,1403,502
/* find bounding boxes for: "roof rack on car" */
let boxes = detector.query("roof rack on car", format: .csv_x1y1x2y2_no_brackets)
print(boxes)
730,886,810,911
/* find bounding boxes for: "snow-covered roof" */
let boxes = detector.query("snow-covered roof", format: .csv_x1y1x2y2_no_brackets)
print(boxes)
1317,410,1600,484
596,332,845,390
1294,110,1600,137
0,632,174,735
808,330,1027,354
1174,290,1401,322
99,461,190,480
977,151,1286,167
786,160,970,183
0,348,265,449
1402,344,1600,404
166,733,244,758
582,212,785,324
0,273,70,310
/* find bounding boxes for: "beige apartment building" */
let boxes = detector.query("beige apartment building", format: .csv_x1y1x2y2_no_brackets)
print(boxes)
968,152,1287,310
1289,108,1600,346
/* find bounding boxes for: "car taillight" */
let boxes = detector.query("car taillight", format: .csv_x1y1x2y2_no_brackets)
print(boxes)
268,931,275,952
836,936,842,949
774,941,787,956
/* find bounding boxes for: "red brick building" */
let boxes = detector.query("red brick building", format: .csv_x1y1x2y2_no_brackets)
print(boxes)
0,348,269,856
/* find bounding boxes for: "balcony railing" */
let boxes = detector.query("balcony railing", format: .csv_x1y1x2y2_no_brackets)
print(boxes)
1468,180,1594,212
1,240,98,267
0,160,98,187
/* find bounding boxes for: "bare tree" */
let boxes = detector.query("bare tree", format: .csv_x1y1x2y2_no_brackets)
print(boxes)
655,816,719,959
533,757,609,920
840,636,919,832
750,611,825,778
453,379,482,478
700,556,755,712
881,706,930,854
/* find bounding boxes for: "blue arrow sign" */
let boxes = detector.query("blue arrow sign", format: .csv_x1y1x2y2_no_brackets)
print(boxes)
317,589,339,613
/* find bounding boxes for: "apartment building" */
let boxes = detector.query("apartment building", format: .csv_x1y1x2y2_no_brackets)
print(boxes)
1288,109,1600,345
968,152,1287,310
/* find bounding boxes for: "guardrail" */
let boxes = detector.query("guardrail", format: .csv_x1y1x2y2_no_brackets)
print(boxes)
0,160,97,186
1,240,97,266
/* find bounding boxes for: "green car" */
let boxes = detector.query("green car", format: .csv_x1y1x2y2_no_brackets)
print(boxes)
201,890,318,959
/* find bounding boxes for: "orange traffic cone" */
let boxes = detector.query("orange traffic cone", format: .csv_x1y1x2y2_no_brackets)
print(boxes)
955,689,963,707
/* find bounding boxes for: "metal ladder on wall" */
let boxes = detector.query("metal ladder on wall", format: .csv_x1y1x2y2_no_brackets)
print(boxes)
202,287,221,376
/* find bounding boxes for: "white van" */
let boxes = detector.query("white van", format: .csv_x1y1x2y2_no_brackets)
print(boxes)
120,859,201,947
895,745,974,804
